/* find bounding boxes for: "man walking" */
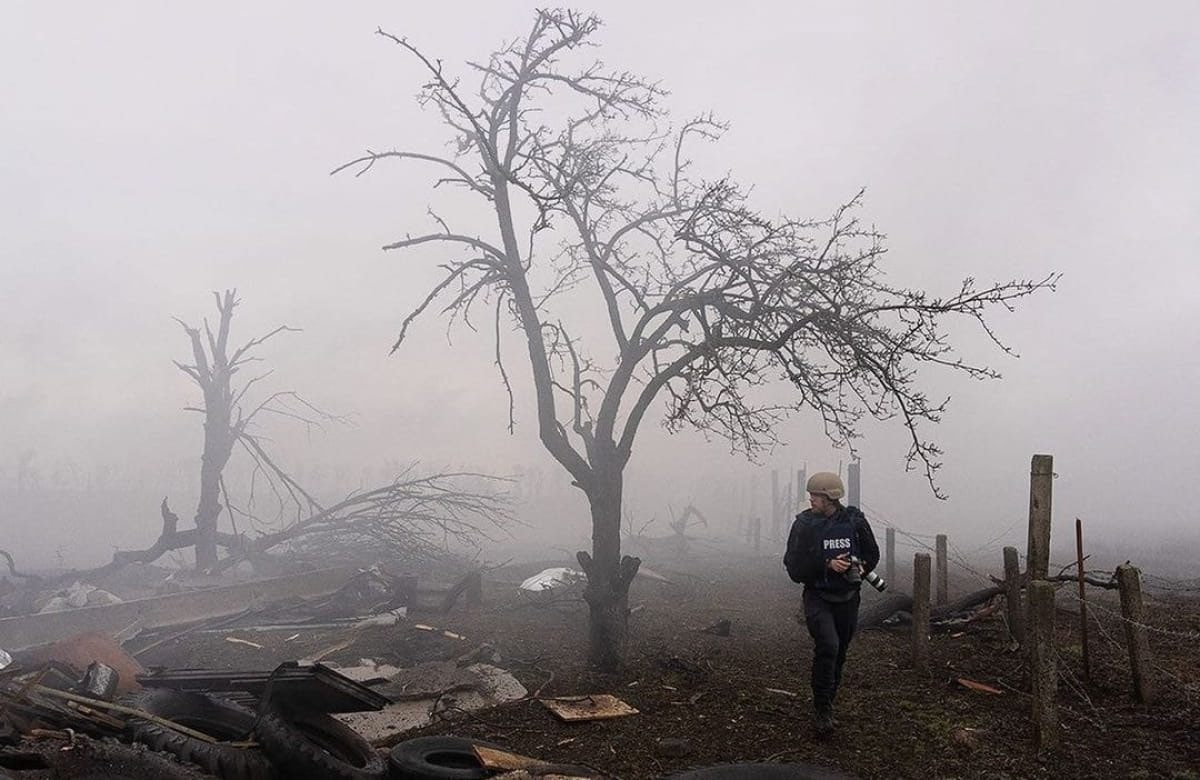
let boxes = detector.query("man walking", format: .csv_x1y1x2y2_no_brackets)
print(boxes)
783,471,880,735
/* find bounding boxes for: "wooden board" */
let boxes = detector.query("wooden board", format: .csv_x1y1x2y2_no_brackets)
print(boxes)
539,694,639,721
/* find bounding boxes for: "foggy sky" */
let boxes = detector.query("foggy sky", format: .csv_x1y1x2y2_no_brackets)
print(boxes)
3,2,1198,567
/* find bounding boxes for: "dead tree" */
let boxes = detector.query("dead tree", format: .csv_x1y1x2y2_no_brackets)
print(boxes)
172,290,307,570
92,293,509,575
339,10,1057,669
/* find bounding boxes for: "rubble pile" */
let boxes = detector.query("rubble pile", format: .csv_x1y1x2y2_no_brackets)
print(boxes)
0,565,599,779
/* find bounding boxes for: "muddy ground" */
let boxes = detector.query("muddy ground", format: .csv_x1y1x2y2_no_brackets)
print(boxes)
134,553,1200,780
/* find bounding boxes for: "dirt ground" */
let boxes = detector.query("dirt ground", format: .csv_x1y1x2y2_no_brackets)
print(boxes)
135,553,1200,780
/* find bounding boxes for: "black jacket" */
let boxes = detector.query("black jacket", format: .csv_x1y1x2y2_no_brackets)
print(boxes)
783,505,880,592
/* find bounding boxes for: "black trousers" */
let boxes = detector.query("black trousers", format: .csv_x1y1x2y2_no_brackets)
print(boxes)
803,588,861,710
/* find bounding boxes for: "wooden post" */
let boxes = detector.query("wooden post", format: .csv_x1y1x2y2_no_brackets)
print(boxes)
1116,564,1155,704
1028,580,1058,751
912,553,931,674
1075,518,1090,680
885,527,896,585
1003,546,1024,646
753,517,761,554
771,469,780,539
847,461,861,507
935,534,949,606
1026,455,1054,581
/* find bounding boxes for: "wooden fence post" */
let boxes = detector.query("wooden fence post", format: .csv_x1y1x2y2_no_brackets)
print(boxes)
885,527,896,586
771,469,780,539
935,534,949,606
847,461,861,507
1028,580,1058,750
1026,455,1053,640
1003,546,1024,646
1075,518,1090,680
1026,455,1054,581
912,553,931,674
1116,564,1155,704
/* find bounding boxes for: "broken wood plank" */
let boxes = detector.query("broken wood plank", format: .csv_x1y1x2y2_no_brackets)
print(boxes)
955,677,1003,695
540,694,638,722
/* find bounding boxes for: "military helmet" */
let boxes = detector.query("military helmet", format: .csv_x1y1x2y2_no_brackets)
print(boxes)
806,472,845,501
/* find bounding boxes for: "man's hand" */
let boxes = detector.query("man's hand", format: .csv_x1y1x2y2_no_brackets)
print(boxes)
827,553,851,574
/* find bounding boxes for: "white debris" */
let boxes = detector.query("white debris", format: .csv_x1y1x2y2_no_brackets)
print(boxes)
329,658,403,683
336,663,526,745
518,567,584,592
0,649,12,670
36,582,123,613
355,606,407,628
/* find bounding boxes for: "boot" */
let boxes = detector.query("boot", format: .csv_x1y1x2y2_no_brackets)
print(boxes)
813,703,834,737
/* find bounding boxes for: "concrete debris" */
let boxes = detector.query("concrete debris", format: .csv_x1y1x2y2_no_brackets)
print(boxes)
35,582,124,613
0,649,12,670
329,659,403,684
337,662,527,745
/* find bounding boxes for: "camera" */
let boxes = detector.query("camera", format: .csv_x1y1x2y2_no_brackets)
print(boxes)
848,555,887,592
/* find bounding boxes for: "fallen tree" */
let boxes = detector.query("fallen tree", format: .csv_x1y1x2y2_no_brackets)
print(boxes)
64,468,510,581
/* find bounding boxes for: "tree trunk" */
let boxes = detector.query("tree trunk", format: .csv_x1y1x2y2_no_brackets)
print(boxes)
576,469,640,671
193,417,233,571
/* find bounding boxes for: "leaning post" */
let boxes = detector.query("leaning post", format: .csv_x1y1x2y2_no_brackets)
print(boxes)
1003,546,1024,646
912,553,931,674
1116,564,1156,704
1075,518,1090,680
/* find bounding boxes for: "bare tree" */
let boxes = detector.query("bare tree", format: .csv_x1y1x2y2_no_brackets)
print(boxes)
338,10,1057,669
172,290,308,569
72,291,510,578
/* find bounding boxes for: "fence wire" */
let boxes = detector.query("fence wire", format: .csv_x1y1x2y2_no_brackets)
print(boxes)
856,502,1200,645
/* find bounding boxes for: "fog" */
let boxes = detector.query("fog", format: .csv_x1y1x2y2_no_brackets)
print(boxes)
3,2,1198,571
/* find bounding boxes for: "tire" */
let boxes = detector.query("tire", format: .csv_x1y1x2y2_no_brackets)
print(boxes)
255,703,385,780
386,736,500,780
121,688,276,780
